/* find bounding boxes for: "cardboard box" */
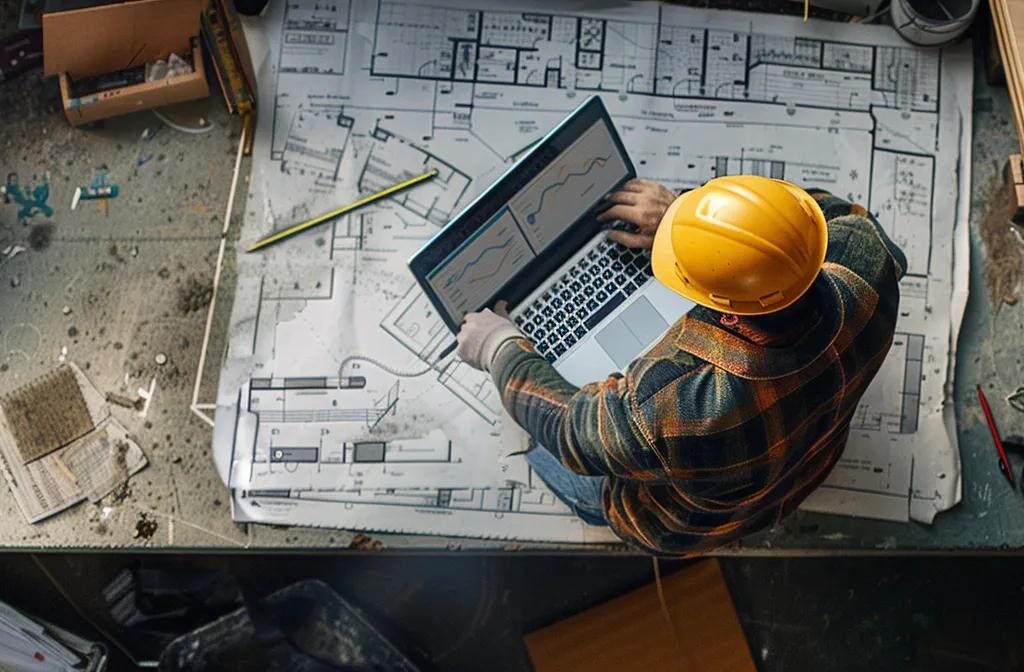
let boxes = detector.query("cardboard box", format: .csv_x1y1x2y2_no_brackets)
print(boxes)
525,559,757,672
42,0,208,126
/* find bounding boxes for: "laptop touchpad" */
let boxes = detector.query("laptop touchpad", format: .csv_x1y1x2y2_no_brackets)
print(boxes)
594,297,668,369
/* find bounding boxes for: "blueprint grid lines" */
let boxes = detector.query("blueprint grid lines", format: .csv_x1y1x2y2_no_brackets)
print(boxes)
211,0,971,540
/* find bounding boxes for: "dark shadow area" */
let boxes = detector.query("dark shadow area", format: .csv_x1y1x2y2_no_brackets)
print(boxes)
2,555,1024,671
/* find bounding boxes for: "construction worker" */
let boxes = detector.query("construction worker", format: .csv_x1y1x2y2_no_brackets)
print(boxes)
456,176,906,555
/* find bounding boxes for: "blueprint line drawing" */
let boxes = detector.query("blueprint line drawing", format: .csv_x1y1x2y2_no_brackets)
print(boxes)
234,465,620,543
280,1,351,75
435,359,503,425
211,0,971,540
236,370,514,491
281,109,354,185
870,149,933,276
248,376,399,428
379,283,454,362
360,124,472,225
849,332,925,436
523,155,610,225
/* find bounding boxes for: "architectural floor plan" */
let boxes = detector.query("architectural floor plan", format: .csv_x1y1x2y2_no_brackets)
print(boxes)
211,0,971,541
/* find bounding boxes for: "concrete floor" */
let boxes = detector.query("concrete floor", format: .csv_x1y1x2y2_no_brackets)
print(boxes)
0,75,254,548
0,0,258,548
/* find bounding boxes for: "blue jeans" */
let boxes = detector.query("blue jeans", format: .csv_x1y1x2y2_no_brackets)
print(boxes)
527,447,608,526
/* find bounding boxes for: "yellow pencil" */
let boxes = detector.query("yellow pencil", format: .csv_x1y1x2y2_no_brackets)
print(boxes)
246,169,439,252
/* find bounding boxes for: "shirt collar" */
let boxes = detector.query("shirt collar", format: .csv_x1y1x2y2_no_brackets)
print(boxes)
673,272,843,380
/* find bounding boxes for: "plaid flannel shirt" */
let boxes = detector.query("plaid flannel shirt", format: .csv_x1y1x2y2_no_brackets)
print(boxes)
490,190,907,555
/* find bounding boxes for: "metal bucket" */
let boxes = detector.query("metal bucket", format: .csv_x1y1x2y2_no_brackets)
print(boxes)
891,0,980,46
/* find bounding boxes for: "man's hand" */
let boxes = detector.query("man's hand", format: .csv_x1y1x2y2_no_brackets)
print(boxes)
456,301,526,372
597,179,676,250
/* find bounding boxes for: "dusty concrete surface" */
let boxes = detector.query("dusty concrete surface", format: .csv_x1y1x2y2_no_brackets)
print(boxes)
0,65,257,547
0,63,597,552
1,4,1022,552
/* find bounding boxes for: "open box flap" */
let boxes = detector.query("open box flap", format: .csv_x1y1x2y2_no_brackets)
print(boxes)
43,0,200,79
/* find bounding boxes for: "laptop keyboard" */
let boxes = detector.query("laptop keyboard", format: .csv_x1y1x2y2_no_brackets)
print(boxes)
515,240,653,363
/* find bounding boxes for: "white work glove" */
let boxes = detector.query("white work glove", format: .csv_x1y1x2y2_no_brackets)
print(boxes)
456,302,525,372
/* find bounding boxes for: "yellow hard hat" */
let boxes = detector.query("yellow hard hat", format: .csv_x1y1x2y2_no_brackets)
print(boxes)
651,175,828,316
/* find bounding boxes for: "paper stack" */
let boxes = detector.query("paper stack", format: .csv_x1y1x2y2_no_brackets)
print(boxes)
0,599,106,671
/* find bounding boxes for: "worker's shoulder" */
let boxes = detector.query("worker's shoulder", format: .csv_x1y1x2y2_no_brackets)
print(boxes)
825,208,882,242
807,190,879,234
826,214,906,279
811,193,907,281
807,189,862,221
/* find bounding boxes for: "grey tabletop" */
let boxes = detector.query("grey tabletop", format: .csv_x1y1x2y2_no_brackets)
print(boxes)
0,47,1021,554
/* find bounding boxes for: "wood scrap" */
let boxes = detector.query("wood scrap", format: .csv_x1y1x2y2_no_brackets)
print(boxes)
1005,153,1024,223
105,392,144,411
990,0,1024,150
981,167,1024,304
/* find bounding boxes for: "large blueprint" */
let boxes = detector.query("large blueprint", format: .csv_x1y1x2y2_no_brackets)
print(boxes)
210,0,972,541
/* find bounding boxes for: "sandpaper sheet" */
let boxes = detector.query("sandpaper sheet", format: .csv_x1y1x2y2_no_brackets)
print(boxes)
1,365,97,464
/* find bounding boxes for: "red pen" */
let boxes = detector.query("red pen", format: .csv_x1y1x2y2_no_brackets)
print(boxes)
977,386,1015,487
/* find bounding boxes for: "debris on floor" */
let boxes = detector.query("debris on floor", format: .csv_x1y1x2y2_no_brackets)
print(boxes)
71,165,119,211
134,512,159,540
177,276,214,315
0,363,148,523
986,164,1024,305
105,392,144,411
136,377,157,418
0,245,25,265
62,429,136,502
0,29,43,82
70,184,119,210
27,222,53,250
1,171,52,220
348,533,384,551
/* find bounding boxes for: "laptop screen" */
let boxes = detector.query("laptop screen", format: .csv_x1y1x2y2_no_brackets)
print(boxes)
410,97,633,331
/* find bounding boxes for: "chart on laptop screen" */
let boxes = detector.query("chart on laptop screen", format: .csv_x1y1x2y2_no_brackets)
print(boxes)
426,117,629,321
427,207,533,319
509,120,628,251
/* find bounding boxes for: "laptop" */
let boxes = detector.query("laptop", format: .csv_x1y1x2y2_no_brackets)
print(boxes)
409,96,693,386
